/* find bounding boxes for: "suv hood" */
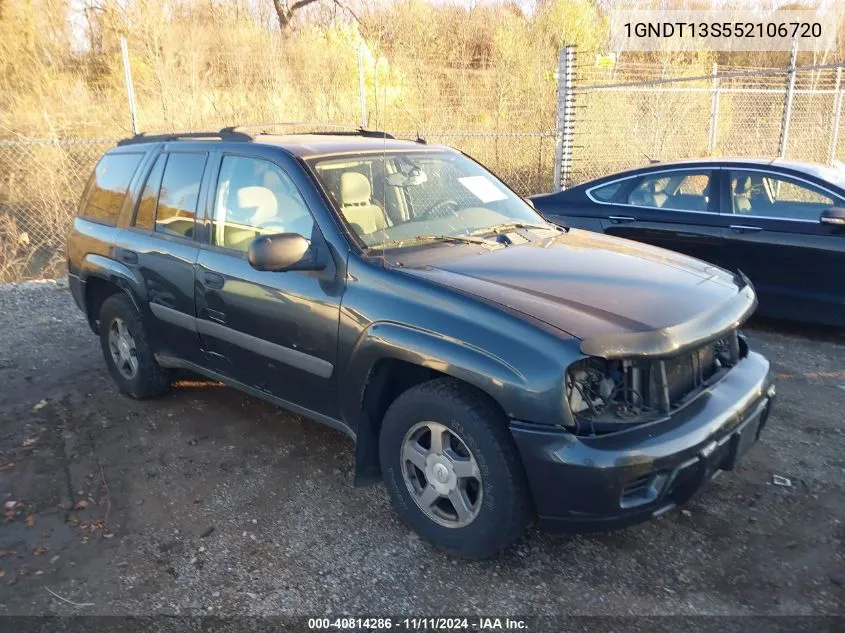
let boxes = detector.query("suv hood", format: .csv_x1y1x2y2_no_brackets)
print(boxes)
396,229,756,357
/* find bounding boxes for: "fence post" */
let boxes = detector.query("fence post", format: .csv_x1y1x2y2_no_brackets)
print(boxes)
708,62,720,155
120,37,138,135
778,37,798,159
828,66,843,165
554,45,576,191
357,45,368,129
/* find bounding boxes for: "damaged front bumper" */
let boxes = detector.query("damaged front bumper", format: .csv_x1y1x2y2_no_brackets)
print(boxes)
510,350,775,532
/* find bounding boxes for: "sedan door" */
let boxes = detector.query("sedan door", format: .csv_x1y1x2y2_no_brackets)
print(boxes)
591,168,727,265
194,152,345,419
719,168,845,324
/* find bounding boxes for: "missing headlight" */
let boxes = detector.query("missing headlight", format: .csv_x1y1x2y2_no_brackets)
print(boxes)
565,331,741,436
566,358,658,434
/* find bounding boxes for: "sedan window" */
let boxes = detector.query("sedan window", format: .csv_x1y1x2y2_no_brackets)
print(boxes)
728,170,834,221
589,181,622,202
627,171,713,212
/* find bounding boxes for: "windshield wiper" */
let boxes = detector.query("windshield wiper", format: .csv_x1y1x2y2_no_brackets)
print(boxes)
368,234,500,251
471,221,561,236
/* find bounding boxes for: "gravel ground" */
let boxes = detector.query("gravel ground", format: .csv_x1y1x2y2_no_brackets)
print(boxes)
0,280,843,616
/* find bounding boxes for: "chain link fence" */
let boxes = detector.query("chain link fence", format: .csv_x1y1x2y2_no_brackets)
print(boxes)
0,139,117,281
6,44,845,282
563,48,845,187
0,130,554,282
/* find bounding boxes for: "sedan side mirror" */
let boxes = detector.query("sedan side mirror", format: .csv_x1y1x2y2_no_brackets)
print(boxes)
248,233,325,272
820,207,845,225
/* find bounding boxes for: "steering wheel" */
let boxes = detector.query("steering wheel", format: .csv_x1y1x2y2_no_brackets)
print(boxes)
422,199,460,219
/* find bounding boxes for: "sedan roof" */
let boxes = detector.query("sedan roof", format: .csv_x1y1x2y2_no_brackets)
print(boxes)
580,157,845,190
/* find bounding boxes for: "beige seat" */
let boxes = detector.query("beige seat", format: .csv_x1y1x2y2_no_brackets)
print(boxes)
733,177,753,213
644,179,668,207
237,186,278,226
221,185,279,251
339,172,389,235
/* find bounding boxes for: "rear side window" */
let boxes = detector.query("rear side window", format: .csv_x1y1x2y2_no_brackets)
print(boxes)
154,153,208,238
79,153,143,225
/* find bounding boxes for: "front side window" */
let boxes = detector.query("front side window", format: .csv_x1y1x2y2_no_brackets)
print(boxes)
627,171,713,212
79,153,143,225
729,170,834,220
154,153,208,238
308,151,547,248
211,156,314,253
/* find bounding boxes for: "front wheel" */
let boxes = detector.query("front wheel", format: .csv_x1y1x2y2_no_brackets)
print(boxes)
379,378,532,558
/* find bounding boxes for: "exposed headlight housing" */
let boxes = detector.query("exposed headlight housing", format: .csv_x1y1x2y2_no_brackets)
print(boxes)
565,331,744,436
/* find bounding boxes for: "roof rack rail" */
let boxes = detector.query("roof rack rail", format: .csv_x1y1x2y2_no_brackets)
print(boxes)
221,122,395,139
117,130,252,146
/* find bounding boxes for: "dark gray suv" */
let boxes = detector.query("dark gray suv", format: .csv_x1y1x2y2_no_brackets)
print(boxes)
66,128,775,558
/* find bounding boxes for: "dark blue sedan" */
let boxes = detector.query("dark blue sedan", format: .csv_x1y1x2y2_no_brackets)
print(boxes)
531,158,845,327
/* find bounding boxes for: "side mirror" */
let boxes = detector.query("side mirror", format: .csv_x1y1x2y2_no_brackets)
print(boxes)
248,233,325,272
524,197,536,208
820,207,845,225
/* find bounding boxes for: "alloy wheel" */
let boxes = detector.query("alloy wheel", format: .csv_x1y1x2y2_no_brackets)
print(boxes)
401,421,482,528
108,317,139,380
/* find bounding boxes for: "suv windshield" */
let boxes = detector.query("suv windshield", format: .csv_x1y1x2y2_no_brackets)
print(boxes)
308,150,550,248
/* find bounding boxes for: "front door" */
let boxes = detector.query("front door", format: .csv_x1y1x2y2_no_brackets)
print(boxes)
194,153,344,418
720,168,845,322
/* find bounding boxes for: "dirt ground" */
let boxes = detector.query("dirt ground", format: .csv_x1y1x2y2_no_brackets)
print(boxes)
0,280,843,616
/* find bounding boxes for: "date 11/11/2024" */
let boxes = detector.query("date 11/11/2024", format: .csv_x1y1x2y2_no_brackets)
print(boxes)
307,617,528,630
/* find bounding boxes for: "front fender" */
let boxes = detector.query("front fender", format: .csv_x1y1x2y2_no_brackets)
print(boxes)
340,321,568,430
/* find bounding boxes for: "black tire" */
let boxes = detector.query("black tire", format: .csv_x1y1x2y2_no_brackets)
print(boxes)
98,293,170,399
379,378,532,559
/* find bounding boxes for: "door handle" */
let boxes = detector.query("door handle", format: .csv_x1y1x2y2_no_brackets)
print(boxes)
608,215,636,224
118,249,138,264
729,225,763,234
202,272,225,290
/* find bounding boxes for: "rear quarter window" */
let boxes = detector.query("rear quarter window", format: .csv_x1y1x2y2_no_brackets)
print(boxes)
79,153,144,225
589,181,622,202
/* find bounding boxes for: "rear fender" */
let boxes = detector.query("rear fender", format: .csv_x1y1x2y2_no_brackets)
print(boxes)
79,254,146,328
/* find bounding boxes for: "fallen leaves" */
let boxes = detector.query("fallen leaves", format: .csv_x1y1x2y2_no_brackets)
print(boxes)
31,399,47,412
32,546,49,556
73,499,88,510
24,513,36,527
3,501,23,522
22,436,39,446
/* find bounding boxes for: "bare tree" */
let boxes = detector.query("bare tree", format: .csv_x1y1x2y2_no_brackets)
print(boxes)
270,0,359,34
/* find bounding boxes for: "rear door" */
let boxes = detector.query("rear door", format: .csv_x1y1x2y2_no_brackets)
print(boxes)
594,168,726,265
720,168,845,323
117,148,211,365
194,151,344,419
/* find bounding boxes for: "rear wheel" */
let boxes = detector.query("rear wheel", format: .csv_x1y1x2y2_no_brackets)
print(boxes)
98,294,170,399
379,378,532,558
